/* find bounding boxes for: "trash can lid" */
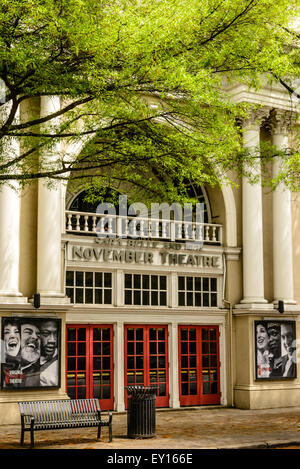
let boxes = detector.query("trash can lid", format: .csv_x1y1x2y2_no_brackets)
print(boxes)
125,385,158,395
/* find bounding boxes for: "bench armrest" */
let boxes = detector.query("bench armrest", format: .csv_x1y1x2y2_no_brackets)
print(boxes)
20,414,35,425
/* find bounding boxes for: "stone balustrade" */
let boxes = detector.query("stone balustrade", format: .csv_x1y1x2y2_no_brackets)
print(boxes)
65,210,222,244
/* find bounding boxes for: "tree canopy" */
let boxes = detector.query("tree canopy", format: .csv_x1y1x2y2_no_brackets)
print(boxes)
0,0,299,203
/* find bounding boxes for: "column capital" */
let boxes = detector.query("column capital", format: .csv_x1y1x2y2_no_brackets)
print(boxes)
267,109,295,136
238,107,271,130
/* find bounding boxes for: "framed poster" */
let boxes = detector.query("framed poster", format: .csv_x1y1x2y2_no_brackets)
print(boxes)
1,317,61,389
255,320,297,380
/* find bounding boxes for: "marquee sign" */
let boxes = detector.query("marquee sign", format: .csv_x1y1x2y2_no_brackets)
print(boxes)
66,238,223,271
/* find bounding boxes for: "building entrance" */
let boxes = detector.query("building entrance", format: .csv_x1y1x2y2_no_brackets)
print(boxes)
66,325,114,410
125,325,169,407
179,325,220,406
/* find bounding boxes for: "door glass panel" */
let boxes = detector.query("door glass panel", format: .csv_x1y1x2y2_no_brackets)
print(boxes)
181,342,188,354
211,381,218,394
93,372,100,386
67,328,76,341
159,383,166,396
136,372,144,383
136,342,143,354
210,342,217,354
78,357,86,370
150,356,157,369
102,386,110,399
181,381,189,395
78,342,86,356
189,342,196,354
203,382,210,394
102,328,110,341
77,387,86,399
77,373,86,386
189,356,196,368
93,385,101,398
127,357,134,369
202,341,209,354
102,342,110,355
78,328,86,341
68,358,76,370
68,342,76,356
127,342,134,355
102,357,110,370
127,328,134,340
181,328,188,340
181,356,188,368
136,356,143,369
158,342,165,354
93,357,101,369
158,356,165,368
150,342,157,354
93,343,101,355
93,328,101,341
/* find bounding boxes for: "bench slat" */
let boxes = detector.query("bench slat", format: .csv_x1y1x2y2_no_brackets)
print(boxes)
19,399,111,447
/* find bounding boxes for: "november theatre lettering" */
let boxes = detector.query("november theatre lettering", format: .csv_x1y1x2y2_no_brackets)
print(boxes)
70,243,221,268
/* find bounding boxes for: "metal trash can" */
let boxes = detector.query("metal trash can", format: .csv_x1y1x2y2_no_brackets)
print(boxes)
125,385,157,439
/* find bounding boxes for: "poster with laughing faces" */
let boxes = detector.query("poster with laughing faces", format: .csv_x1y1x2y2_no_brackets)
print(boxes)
255,320,297,380
1,317,61,389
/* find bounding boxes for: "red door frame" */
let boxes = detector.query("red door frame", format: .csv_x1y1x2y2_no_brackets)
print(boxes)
66,324,114,410
124,325,169,408
179,325,220,406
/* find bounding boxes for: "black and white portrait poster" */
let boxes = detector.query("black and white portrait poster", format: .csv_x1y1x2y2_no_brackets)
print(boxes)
255,320,297,380
1,317,61,389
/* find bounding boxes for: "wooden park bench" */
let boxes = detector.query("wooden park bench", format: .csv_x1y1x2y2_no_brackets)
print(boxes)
18,398,113,449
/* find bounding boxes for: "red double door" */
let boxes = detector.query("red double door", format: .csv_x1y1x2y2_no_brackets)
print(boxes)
179,325,221,406
66,325,114,410
124,325,169,408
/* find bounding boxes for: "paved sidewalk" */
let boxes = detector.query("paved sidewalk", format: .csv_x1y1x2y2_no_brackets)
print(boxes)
1,406,300,450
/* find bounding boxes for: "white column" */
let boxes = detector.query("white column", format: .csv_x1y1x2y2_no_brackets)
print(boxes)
114,321,125,412
169,323,180,408
37,96,67,303
240,110,268,305
0,103,26,302
271,110,295,304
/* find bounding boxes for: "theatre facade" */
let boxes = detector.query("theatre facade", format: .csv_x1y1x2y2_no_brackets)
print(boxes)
0,84,299,424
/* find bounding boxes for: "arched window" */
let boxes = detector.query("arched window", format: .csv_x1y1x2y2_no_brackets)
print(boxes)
68,185,211,222
183,181,211,224
69,187,126,214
